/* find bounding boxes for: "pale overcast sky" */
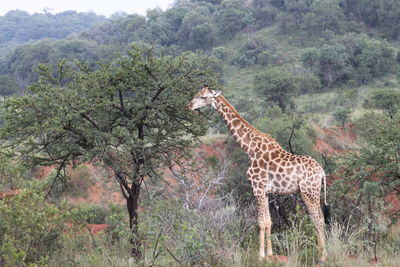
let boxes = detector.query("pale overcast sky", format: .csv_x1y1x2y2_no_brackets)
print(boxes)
0,0,176,17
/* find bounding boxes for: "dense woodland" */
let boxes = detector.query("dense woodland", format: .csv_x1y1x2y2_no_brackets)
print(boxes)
0,0,399,266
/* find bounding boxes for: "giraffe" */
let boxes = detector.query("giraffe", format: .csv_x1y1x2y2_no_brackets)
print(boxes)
188,86,328,262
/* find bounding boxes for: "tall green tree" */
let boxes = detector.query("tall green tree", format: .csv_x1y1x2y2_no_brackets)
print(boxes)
0,46,217,258
254,67,299,110
214,0,254,37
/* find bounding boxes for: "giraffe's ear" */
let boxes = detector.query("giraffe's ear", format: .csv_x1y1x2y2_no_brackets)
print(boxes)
212,90,221,97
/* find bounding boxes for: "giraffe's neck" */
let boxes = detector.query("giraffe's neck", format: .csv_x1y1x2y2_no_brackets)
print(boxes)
214,96,277,154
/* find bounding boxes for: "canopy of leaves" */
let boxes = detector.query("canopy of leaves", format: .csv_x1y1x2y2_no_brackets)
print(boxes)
0,46,217,187
214,0,254,37
254,67,299,110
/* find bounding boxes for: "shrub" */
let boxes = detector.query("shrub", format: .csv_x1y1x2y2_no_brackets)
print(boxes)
333,107,352,128
296,72,322,94
232,37,268,67
212,46,228,60
363,89,400,119
0,149,25,191
254,68,299,110
0,190,68,265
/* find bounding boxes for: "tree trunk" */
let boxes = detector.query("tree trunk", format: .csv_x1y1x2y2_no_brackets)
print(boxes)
127,182,142,259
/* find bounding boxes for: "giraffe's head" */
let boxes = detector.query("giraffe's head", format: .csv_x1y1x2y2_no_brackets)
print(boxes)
187,86,221,111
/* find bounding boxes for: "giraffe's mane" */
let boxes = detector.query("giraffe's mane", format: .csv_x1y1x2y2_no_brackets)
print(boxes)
217,95,273,139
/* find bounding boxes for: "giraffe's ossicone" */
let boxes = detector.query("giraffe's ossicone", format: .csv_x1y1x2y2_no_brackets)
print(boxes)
188,86,328,262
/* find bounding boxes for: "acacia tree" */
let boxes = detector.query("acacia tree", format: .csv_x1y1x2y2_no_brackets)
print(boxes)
332,111,400,260
0,46,217,258
254,67,299,110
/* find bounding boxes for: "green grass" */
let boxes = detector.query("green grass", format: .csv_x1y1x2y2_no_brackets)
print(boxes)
46,219,400,267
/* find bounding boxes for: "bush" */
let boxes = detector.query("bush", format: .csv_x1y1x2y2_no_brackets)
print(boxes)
0,149,25,191
296,72,322,94
140,195,256,265
77,204,110,224
254,67,299,110
232,37,268,67
363,89,400,119
300,34,397,87
212,46,228,60
332,107,352,128
0,190,68,265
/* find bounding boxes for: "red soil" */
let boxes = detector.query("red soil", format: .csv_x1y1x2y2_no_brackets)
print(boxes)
87,224,109,235
314,124,357,156
0,189,21,199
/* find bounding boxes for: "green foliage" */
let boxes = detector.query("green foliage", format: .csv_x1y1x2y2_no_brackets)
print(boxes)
0,190,69,265
254,67,299,110
332,111,400,253
302,0,346,35
215,0,254,37
251,3,278,29
76,204,110,224
177,11,214,50
0,38,105,87
377,0,400,39
0,10,106,56
318,43,349,87
232,37,268,67
0,149,25,191
332,107,352,128
1,1,400,265
1,0,399,96
0,46,218,257
341,0,400,39
300,33,397,87
1,46,215,180
296,72,322,94
67,164,92,198
212,46,228,60
0,75,18,96
363,89,400,119
299,47,320,72
0,236,27,267
328,111,400,258
80,14,147,45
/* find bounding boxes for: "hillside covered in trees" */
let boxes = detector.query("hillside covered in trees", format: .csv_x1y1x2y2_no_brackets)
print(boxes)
0,0,399,266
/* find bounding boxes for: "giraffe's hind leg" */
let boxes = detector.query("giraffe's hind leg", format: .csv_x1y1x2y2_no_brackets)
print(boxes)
300,190,327,263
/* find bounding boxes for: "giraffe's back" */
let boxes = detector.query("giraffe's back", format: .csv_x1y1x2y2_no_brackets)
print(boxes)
248,147,324,195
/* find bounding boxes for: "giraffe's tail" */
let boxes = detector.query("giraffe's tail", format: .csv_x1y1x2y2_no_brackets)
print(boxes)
323,173,328,206
322,174,331,226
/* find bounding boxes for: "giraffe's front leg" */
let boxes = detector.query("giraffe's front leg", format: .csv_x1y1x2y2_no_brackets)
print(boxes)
255,195,272,259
